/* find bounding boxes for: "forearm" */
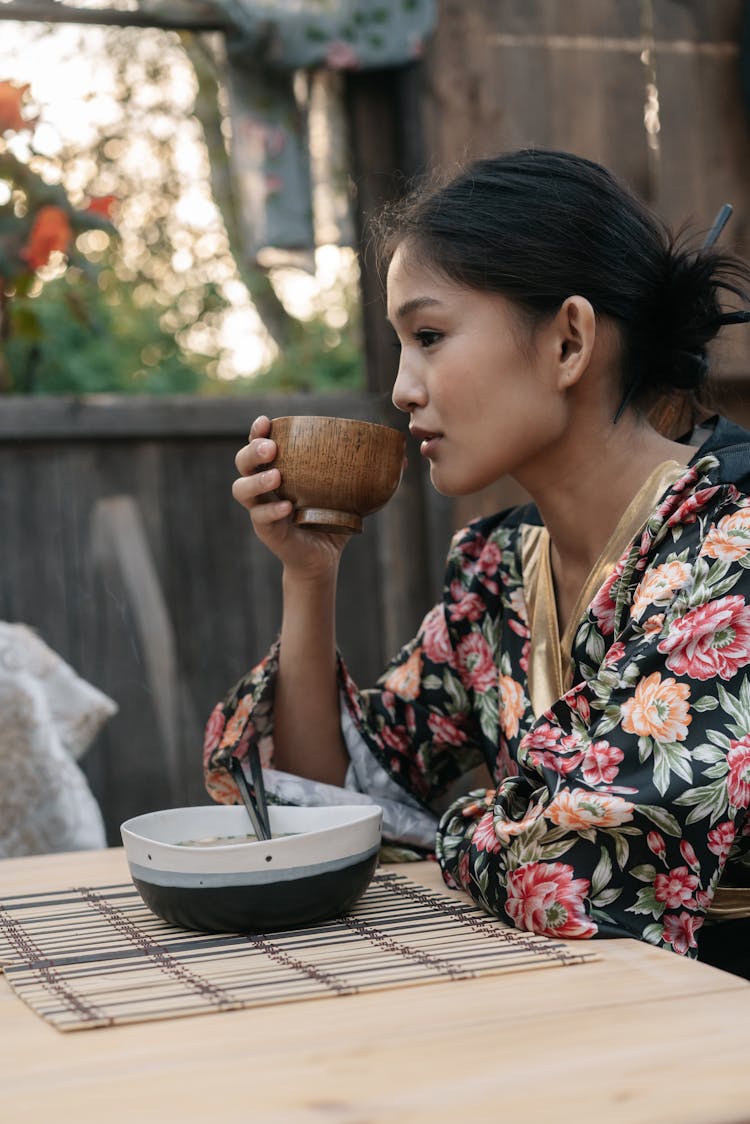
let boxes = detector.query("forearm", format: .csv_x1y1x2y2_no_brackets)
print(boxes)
273,567,348,786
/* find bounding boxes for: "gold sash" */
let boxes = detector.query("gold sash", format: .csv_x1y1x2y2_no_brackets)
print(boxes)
521,460,687,719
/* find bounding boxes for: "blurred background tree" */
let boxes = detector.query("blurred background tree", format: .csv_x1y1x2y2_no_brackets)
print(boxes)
0,22,363,394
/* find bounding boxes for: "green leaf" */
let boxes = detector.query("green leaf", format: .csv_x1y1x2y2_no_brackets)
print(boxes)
642,922,665,945
622,662,642,685
704,762,731,780
705,559,731,586
586,630,605,664
590,887,622,907
707,574,742,600
591,846,613,896
595,708,620,737
652,744,671,797
631,863,657,882
638,735,653,764
443,672,468,713
603,828,630,870
662,741,694,785
638,804,682,836
539,839,576,861
718,683,750,728
590,906,617,925
693,743,725,764
675,779,728,827
626,885,665,919
740,676,750,713
693,695,719,712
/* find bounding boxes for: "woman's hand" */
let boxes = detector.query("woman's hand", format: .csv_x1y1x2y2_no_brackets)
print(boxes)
232,415,350,579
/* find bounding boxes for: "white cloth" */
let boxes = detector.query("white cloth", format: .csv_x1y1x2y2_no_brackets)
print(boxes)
0,624,116,857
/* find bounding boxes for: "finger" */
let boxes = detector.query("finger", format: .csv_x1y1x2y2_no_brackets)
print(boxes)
249,499,293,527
235,437,276,475
249,415,271,440
232,468,280,506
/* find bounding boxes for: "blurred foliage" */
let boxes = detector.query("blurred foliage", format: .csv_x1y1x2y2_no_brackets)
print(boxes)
232,311,363,394
4,256,362,395
0,26,364,395
3,267,210,394
0,79,117,390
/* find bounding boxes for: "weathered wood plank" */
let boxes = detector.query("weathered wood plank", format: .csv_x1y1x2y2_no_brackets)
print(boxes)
651,0,750,380
0,392,385,441
0,1,225,30
421,0,750,527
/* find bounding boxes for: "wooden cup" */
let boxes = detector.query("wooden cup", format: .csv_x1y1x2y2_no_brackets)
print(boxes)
268,416,406,533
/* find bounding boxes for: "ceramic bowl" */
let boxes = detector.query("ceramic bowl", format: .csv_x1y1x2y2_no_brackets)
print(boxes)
268,415,406,533
120,804,382,933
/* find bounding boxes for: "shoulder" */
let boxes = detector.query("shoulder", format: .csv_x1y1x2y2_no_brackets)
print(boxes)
694,415,750,492
449,502,542,553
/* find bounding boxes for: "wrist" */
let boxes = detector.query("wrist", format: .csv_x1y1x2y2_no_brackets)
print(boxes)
282,560,339,592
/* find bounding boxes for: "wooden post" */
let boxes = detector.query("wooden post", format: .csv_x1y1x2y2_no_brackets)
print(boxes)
344,65,438,657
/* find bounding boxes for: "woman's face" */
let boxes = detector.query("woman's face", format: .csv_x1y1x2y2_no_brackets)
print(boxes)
387,243,571,496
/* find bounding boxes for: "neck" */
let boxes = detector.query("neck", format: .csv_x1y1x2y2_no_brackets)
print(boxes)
516,414,692,579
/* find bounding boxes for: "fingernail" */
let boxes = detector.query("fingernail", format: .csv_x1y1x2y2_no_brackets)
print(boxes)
258,441,272,457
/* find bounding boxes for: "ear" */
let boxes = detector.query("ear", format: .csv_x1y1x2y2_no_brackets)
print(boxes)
552,296,596,391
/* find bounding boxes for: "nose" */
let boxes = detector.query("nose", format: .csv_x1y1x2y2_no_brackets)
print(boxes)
392,356,427,414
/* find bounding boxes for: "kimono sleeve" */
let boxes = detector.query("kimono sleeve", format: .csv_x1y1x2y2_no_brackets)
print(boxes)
437,491,750,958
203,520,503,812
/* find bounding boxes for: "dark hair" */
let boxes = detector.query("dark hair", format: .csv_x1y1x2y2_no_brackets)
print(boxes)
375,149,750,413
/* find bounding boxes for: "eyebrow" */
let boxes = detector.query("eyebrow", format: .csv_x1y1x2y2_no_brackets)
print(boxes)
389,296,443,323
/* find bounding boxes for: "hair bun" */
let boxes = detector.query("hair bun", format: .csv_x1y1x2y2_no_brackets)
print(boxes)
638,240,748,395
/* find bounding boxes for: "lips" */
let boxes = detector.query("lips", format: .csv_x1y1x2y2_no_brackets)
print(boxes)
409,426,442,443
409,425,442,457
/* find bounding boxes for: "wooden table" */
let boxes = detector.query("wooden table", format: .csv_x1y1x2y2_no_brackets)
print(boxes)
1,848,749,1124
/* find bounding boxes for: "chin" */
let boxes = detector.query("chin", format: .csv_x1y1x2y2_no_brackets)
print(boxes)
429,467,492,498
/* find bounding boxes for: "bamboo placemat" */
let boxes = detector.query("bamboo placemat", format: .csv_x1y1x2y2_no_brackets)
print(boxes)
0,871,599,1032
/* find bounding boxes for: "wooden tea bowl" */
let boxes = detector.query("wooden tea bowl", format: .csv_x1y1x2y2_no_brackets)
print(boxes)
268,415,406,533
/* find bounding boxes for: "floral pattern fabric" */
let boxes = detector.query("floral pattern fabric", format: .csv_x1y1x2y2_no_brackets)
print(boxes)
204,417,750,957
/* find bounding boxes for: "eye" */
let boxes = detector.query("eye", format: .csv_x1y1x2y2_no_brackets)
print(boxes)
415,329,442,348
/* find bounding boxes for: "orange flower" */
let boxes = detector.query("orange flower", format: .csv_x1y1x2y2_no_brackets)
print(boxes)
701,508,750,562
0,81,29,133
545,788,634,830
630,560,691,620
383,647,423,701
21,205,73,271
498,674,524,740
620,671,691,742
86,195,118,219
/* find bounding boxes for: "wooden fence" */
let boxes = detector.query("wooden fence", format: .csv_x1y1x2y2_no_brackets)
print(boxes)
0,394,454,842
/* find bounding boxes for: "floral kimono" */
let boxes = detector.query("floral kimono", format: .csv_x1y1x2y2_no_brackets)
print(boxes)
204,416,750,961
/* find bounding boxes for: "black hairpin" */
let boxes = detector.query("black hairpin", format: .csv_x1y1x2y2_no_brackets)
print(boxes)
703,203,734,249
713,310,750,326
613,381,640,424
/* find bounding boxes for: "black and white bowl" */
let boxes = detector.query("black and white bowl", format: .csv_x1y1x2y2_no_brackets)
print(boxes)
120,804,382,933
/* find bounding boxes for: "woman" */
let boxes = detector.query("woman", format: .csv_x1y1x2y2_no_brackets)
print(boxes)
204,149,750,972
